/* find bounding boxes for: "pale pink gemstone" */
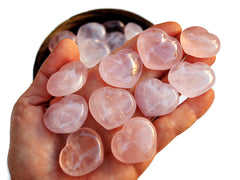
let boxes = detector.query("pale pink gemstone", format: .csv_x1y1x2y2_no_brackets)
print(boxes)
134,78,179,116
43,94,88,134
137,28,183,70
76,22,106,44
111,117,157,164
79,39,110,68
59,128,104,176
99,49,142,88
124,22,143,41
47,61,88,97
168,62,215,98
89,86,136,130
180,26,221,58
48,30,76,52
105,31,125,52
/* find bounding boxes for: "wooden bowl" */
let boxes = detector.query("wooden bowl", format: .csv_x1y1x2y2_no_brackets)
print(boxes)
33,9,153,78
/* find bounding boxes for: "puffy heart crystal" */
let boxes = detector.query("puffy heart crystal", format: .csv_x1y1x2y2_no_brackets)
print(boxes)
43,94,88,134
111,117,157,164
180,26,221,58
99,49,142,88
48,30,76,52
47,61,88,97
59,128,104,176
89,86,136,130
137,28,183,70
168,62,215,98
79,39,110,68
134,78,179,116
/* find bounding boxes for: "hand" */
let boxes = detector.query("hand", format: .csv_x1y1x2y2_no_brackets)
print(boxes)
8,22,215,180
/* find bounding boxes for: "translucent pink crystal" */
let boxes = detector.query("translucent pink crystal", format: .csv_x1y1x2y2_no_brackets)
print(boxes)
99,49,142,88
134,78,179,116
43,94,88,134
180,26,221,58
79,39,110,68
47,61,88,97
89,86,136,130
59,128,104,176
105,32,125,52
111,117,157,164
168,62,215,98
137,28,183,70
48,30,76,52
124,22,143,41
76,22,106,44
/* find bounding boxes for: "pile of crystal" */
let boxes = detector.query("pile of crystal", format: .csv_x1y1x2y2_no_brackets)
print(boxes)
48,21,143,68
44,25,220,176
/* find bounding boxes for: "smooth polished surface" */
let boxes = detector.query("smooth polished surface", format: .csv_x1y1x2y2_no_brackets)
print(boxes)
99,49,142,88
180,26,221,58
47,61,88,97
134,78,179,116
168,62,215,98
124,22,143,41
43,94,88,133
59,128,104,176
111,117,157,164
137,28,183,70
89,86,136,130
48,30,76,52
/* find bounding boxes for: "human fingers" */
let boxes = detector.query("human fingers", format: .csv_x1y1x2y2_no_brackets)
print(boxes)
153,89,215,152
23,39,79,105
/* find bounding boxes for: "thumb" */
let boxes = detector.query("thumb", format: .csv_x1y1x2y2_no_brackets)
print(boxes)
23,39,80,105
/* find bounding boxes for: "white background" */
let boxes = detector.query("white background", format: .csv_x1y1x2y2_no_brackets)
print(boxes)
1,0,239,179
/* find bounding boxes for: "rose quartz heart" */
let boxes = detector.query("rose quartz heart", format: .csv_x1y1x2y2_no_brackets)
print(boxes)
43,94,88,133
180,26,221,58
59,128,104,176
168,62,215,98
134,78,179,116
99,49,142,88
137,28,183,70
111,117,157,164
47,61,88,97
89,86,136,130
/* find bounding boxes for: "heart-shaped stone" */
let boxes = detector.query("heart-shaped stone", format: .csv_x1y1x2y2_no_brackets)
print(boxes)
43,94,88,134
137,28,183,70
89,86,136,130
47,61,88,97
59,128,104,176
168,62,215,98
134,78,179,116
79,39,110,68
99,49,142,88
111,117,157,164
180,26,221,58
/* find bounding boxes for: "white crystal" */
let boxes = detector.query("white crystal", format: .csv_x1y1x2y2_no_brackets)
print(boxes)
105,32,125,52
124,22,143,41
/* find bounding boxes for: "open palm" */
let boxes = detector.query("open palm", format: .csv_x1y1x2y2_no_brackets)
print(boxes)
8,22,215,180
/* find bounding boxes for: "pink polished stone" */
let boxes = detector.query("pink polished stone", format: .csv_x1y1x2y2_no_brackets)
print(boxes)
180,26,221,58
89,86,136,130
43,94,88,134
47,61,88,97
124,22,143,41
168,62,215,98
76,22,106,44
111,117,157,164
79,39,110,68
59,128,104,176
134,78,179,116
105,31,125,52
137,28,183,70
48,30,76,52
99,49,142,88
